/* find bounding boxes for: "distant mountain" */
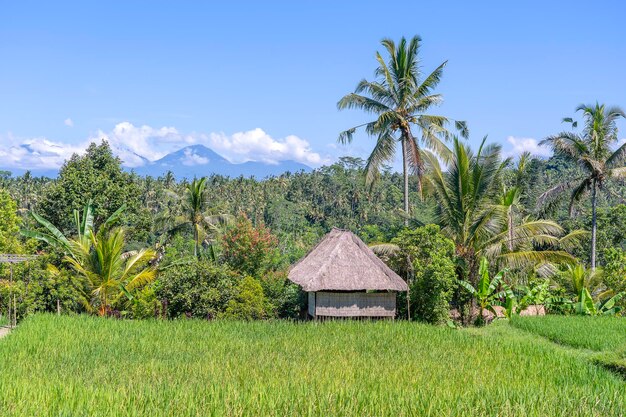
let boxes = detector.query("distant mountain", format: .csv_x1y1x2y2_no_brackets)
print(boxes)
130,145,312,179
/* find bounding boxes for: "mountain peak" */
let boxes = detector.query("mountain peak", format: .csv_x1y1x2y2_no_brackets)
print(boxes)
132,145,312,179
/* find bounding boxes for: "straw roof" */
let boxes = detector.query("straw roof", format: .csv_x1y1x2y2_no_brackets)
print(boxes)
288,228,408,292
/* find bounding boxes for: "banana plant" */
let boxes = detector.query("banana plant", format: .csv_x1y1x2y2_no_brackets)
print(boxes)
458,257,514,323
575,288,624,316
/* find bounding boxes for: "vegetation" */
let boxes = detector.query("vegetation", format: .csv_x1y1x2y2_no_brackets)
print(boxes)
512,315,626,350
458,257,513,322
540,103,626,269
0,35,624,327
337,35,467,222
0,315,625,416
1,32,626,415
373,225,456,323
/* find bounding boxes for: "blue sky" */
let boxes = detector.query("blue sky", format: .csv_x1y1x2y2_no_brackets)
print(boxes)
1,1,625,171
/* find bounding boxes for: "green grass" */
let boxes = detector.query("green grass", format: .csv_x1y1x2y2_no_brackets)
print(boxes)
0,315,625,416
511,315,626,378
511,315,626,351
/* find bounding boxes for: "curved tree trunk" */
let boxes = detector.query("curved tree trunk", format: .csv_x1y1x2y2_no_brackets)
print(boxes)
591,179,597,270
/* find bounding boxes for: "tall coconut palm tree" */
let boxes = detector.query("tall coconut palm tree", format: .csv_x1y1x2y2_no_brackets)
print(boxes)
539,103,626,270
423,137,576,283
337,35,467,224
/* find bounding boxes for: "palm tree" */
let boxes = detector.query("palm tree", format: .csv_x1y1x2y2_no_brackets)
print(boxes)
160,177,230,258
65,227,155,316
423,137,576,283
558,263,608,300
24,203,156,316
337,35,467,224
539,103,626,270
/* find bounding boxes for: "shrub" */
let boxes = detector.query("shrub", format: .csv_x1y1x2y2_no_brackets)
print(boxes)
221,216,280,277
258,269,306,319
412,256,457,324
390,225,457,324
222,276,272,320
129,286,160,319
156,260,239,319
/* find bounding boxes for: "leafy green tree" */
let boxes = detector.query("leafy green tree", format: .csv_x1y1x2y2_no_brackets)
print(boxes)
374,225,456,324
0,189,22,253
540,103,626,269
222,276,272,320
603,247,626,294
38,141,143,237
337,35,467,223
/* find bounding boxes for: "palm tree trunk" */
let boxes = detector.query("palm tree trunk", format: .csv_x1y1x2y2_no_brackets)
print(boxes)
401,139,409,226
507,207,514,252
591,179,597,270
193,224,198,258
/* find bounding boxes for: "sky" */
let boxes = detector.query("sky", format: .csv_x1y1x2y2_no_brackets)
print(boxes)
1,0,625,173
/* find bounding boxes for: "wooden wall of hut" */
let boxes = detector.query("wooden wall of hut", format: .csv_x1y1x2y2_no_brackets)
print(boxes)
309,291,396,318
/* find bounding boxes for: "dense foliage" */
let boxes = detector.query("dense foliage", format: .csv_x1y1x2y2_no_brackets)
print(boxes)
1,127,626,323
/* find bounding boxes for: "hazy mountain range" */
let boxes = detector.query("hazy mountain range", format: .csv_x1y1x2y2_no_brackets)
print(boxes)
4,145,313,179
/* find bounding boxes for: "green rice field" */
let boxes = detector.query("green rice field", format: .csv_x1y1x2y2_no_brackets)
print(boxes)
512,315,626,377
0,314,625,416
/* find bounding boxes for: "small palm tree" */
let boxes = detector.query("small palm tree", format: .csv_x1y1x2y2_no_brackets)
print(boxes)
337,35,467,223
539,103,626,269
159,177,230,258
25,203,156,316
65,227,155,315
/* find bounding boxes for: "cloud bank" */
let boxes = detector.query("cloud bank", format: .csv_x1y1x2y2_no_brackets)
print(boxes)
0,123,327,171
504,136,552,158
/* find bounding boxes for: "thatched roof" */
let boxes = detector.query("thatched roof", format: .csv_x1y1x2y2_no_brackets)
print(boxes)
288,228,408,292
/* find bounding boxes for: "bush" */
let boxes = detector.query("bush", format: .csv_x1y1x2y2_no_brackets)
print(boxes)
222,276,272,320
258,269,306,319
129,286,160,319
156,260,239,319
390,225,457,324
412,256,457,324
221,216,280,277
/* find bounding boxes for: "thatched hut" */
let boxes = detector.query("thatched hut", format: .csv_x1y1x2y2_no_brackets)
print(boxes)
288,228,408,318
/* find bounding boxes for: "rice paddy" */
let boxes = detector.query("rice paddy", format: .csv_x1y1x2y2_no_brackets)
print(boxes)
511,315,626,351
0,314,625,416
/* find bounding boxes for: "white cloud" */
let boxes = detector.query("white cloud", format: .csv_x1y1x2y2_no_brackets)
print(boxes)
0,123,328,171
64,118,74,127
504,136,552,158
208,128,326,166
181,148,209,166
0,133,86,170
